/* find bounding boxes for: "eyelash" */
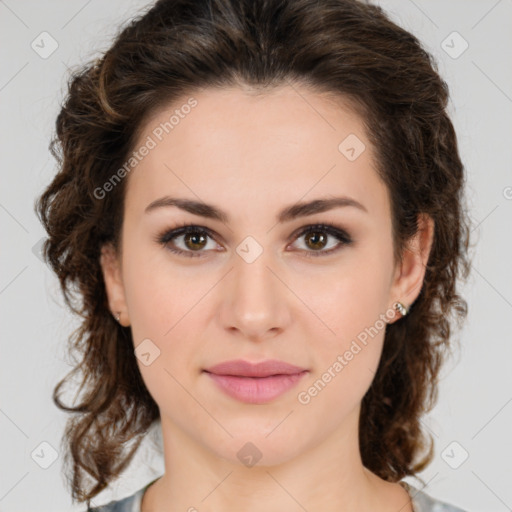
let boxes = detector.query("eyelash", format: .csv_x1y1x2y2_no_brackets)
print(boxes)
155,222,353,259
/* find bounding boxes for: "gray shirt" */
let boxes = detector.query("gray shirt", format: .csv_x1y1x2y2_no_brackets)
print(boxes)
88,479,467,512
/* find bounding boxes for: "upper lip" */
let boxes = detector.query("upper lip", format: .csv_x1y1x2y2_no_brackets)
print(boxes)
204,359,308,377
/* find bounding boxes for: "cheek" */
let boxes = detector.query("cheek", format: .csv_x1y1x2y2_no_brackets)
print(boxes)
296,254,392,407
125,273,204,420
121,239,201,340
120,256,204,413
296,311,386,425
302,258,391,350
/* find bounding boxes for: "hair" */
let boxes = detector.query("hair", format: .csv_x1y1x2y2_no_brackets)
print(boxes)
35,0,474,505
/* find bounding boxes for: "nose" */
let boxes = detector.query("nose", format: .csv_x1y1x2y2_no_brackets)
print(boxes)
219,248,291,342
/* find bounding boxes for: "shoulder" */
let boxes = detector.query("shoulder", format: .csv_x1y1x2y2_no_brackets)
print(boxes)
87,486,146,512
402,482,468,512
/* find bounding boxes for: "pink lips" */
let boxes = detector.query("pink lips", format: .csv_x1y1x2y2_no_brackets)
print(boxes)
203,359,308,404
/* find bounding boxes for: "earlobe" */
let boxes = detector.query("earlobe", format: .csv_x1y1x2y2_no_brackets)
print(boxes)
389,213,435,320
99,243,130,326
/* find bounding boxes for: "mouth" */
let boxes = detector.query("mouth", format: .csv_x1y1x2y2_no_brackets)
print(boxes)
202,359,309,404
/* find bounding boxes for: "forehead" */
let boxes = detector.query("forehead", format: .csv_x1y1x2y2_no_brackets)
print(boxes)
124,84,388,221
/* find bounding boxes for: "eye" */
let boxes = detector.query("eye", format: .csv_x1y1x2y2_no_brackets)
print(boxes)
289,222,353,257
156,223,220,258
155,222,353,258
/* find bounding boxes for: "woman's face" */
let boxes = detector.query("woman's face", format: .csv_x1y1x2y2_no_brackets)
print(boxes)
101,83,432,467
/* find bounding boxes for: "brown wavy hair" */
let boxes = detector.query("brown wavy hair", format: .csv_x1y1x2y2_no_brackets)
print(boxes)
34,0,474,505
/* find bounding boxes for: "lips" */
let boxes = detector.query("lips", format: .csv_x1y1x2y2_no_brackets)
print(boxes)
203,359,309,404
204,359,307,378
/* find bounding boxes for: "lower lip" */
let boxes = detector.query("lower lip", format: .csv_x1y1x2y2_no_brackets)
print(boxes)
204,371,308,404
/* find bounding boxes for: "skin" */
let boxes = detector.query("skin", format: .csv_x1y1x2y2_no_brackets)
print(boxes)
100,83,434,512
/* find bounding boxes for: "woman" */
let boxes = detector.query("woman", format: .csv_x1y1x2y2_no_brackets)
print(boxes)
35,0,472,511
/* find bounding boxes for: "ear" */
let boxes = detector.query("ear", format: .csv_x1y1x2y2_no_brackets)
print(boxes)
388,213,435,322
99,243,130,326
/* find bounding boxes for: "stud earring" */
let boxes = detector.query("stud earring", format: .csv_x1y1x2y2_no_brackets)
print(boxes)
395,301,408,317
113,311,121,323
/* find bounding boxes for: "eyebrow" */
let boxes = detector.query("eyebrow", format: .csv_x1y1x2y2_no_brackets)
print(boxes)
144,195,368,223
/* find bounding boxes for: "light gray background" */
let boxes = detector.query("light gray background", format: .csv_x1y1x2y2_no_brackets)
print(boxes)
1,1,511,511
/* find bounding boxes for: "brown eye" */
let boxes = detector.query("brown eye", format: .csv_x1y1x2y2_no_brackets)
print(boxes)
183,231,208,251
157,225,219,258
291,223,353,257
303,231,328,251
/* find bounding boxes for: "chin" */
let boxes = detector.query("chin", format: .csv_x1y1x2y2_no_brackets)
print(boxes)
206,428,308,468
